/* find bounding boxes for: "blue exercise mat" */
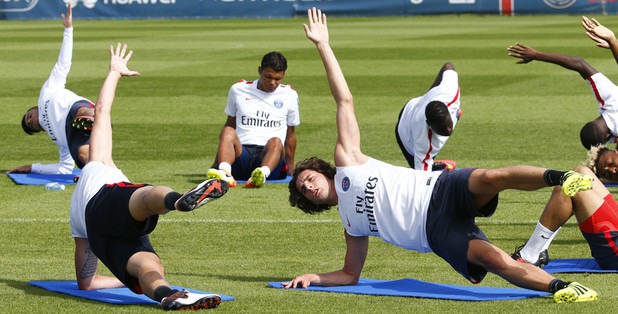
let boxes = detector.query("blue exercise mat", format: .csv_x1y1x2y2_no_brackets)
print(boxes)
6,169,81,186
29,280,235,305
236,175,292,185
543,258,617,273
268,278,550,301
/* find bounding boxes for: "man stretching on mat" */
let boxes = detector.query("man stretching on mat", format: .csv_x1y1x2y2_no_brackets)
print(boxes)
11,4,94,175
70,42,228,310
283,7,597,303
513,151,618,270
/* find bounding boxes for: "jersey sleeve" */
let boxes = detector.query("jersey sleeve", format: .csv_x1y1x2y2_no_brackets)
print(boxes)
31,145,75,174
41,28,73,92
224,84,238,117
287,90,300,126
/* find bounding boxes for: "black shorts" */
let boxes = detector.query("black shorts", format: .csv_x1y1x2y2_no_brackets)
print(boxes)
85,182,158,294
65,100,94,169
425,168,499,284
231,144,287,180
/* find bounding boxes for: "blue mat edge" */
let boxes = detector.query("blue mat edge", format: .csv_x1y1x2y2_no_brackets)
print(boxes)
543,258,616,273
267,278,550,301
29,280,235,305
236,175,292,184
6,169,81,186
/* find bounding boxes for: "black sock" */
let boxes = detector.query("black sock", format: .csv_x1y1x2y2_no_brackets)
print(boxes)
153,285,179,302
163,192,182,211
549,279,570,293
543,170,566,186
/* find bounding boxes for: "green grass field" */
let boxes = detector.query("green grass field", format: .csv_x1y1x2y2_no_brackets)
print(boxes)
1,13,617,313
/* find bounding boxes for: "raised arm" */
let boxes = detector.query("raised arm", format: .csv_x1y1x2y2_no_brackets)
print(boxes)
507,43,598,79
429,62,455,90
88,43,140,167
303,7,367,167
582,16,618,68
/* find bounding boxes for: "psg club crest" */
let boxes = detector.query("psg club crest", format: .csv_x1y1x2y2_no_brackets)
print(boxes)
273,99,284,109
341,177,350,192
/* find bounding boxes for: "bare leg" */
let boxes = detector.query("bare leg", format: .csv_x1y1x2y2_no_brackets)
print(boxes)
467,239,555,291
468,166,549,209
260,137,285,171
126,251,168,300
128,185,175,221
212,127,242,168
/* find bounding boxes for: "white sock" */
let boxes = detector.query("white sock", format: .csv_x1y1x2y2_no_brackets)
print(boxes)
259,166,271,178
219,162,232,174
521,222,558,263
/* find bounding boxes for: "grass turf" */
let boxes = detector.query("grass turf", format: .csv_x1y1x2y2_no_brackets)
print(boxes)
1,14,617,312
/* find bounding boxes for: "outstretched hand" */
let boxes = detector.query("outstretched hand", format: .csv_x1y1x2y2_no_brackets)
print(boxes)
61,3,72,29
507,43,537,64
582,16,614,49
303,7,329,45
109,43,140,77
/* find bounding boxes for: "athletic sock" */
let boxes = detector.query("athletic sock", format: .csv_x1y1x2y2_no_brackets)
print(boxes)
259,166,271,179
154,285,179,302
549,279,570,293
164,191,182,211
219,162,232,174
520,222,558,263
544,170,566,186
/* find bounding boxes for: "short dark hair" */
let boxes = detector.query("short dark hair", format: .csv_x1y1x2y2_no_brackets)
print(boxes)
261,51,287,72
288,157,336,215
580,120,608,149
21,106,40,135
425,101,452,136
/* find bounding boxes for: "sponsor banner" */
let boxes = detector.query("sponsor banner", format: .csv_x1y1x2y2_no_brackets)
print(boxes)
1,0,617,20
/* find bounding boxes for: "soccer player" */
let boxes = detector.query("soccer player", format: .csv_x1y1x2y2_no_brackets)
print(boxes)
11,4,94,175
507,38,618,150
70,42,228,310
396,62,462,171
206,51,300,188
512,163,617,270
283,7,598,303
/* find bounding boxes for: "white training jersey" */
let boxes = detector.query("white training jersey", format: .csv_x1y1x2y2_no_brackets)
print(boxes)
334,158,441,252
225,79,300,146
70,162,129,238
587,72,618,145
397,70,460,171
33,27,90,174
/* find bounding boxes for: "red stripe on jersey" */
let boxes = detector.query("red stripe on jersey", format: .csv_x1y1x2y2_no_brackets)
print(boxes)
587,76,605,107
422,129,434,171
446,87,460,107
500,0,513,16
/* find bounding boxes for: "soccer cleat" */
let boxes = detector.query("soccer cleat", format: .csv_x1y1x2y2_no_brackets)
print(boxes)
175,179,228,212
206,168,237,188
432,160,457,171
510,245,549,267
560,171,593,197
161,290,221,310
245,168,266,188
554,282,598,303
71,116,94,131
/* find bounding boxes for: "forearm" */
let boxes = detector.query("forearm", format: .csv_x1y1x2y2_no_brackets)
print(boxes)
533,51,594,78
31,162,74,174
315,42,352,105
284,133,297,173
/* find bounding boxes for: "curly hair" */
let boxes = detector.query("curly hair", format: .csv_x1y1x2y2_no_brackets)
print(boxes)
585,144,609,174
288,157,337,215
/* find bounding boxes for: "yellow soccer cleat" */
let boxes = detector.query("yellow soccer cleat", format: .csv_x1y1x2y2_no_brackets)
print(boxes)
560,171,593,197
554,282,598,303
